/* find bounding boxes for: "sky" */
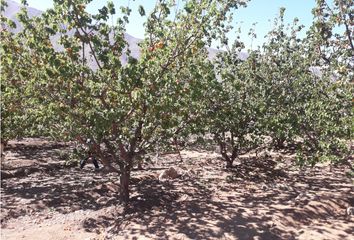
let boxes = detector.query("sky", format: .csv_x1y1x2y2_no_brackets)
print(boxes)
11,0,318,49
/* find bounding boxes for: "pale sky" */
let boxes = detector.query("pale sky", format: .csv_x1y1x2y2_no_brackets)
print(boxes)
11,0,319,49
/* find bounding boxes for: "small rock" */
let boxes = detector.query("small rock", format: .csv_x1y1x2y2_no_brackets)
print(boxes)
179,194,189,201
19,199,30,204
159,167,179,181
71,205,81,211
106,182,119,192
277,183,289,191
97,197,108,205
346,207,354,216
106,225,116,232
259,150,271,158
107,197,116,203
295,192,306,201
95,184,103,190
181,169,195,179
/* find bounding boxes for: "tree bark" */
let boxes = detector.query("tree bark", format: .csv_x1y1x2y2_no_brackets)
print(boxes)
273,138,285,149
1,141,6,167
137,162,143,170
173,137,183,163
120,166,130,204
226,159,233,168
216,134,234,168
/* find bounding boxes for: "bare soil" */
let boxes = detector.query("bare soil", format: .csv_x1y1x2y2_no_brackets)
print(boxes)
1,138,353,240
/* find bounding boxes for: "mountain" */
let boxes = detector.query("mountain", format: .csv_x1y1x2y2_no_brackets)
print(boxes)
3,0,42,33
3,0,220,67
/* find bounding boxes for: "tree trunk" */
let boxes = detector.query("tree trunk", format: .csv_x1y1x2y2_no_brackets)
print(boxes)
1,141,6,167
120,167,130,204
137,162,143,170
173,137,183,163
226,159,233,168
273,138,285,149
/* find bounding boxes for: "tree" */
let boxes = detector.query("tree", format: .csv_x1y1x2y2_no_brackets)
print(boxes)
1,2,44,148
252,8,308,150
197,37,264,168
254,6,352,165
293,0,353,164
2,0,246,204
200,5,352,168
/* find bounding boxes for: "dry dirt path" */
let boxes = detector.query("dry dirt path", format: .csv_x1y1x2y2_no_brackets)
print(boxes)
1,139,353,239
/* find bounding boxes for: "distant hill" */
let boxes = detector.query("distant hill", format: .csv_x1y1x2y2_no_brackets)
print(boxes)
3,0,42,33
3,0,220,68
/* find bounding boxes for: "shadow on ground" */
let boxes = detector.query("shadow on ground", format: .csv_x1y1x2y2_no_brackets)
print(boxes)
1,139,353,239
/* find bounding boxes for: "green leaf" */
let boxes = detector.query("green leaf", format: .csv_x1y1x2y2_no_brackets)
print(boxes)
138,5,145,16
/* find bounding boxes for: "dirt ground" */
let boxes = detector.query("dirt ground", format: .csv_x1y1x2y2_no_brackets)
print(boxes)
1,138,353,240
